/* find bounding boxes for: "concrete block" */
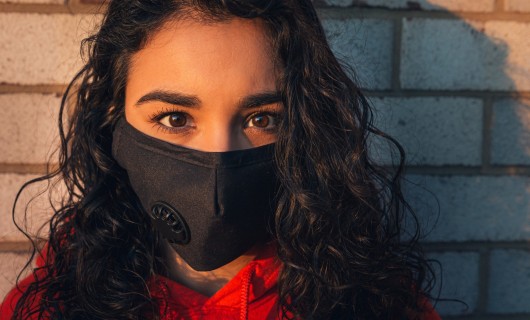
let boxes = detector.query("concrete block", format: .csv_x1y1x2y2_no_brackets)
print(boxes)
0,13,101,85
322,18,393,90
370,97,483,166
491,98,530,165
405,175,530,242
428,251,479,315
324,0,496,12
0,94,61,164
0,252,32,304
506,0,530,12
489,249,530,313
401,19,530,91
0,174,56,242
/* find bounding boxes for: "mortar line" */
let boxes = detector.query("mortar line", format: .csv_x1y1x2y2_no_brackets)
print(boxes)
365,90,530,98
67,0,107,14
495,0,506,12
319,7,530,22
0,1,105,14
0,163,58,175
390,16,403,92
0,3,69,13
0,241,35,252
0,85,67,95
482,98,493,173
403,166,530,176
423,241,530,252
476,249,491,314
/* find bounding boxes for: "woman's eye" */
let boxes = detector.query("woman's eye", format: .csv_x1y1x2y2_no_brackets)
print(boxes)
246,113,279,129
159,113,188,128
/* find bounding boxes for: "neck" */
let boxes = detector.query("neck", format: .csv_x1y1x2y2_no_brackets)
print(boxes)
163,240,262,297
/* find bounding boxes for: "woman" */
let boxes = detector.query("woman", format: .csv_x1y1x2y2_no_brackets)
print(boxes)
1,0,440,319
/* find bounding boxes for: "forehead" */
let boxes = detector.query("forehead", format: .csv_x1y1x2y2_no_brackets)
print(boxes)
126,17,279,100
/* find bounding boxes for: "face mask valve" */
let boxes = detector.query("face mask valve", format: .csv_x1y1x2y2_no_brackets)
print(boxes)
151,201,190,245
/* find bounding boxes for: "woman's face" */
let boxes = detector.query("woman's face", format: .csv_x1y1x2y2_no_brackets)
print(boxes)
124,17,283,152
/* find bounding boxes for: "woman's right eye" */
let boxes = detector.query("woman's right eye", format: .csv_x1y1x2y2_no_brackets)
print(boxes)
160,113,188,128
149,110,194,134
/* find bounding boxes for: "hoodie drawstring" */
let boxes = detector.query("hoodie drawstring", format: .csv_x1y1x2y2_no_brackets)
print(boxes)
240,263,255,320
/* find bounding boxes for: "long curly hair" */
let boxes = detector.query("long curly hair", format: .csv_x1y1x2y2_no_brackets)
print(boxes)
10,0,436,319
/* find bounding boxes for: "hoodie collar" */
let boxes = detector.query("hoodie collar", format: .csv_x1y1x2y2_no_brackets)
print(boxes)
148,241,280,318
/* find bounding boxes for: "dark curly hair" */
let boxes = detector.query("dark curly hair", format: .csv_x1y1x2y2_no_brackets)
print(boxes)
10,0,436,319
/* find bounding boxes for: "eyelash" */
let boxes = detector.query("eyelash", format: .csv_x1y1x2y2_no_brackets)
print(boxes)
147,106,192,135
147,105,283,135
245,106,283,133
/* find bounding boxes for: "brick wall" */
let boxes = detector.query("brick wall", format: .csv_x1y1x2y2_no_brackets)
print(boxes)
1,0,529,318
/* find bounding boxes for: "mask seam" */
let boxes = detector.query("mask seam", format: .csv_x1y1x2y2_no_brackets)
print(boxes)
118,125,275,169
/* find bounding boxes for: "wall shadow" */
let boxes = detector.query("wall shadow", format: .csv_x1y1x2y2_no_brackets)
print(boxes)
375,1,530,317
322,0,530,316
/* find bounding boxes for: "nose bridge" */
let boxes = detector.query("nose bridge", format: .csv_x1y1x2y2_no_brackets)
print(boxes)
204,127,234,152
199,112,247,152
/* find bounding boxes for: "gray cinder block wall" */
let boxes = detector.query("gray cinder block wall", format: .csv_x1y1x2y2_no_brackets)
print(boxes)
1,0,529,318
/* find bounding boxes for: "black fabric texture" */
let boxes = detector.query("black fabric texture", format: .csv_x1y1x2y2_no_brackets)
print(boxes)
111,117,279,271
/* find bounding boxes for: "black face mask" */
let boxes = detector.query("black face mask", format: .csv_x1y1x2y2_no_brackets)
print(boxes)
111,117,279,271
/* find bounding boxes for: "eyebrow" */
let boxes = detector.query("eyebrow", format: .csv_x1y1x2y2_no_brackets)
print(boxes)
136,90,200,108
134,89,282,109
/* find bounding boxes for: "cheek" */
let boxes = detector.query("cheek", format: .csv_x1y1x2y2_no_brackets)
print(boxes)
245,120,282,147
248,134,278,147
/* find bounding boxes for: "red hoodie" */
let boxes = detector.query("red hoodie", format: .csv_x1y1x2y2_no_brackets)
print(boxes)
0,244,440,320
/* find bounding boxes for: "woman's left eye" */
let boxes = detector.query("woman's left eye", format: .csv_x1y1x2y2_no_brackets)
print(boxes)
245,113,280,130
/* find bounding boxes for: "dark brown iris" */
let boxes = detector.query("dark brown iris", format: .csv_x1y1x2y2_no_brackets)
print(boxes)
168,113,186,127
251,115,269,128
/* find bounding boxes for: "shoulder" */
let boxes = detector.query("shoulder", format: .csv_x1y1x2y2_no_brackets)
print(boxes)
0,246,49,320
0,272,42,320
422,308,441,320
419,297,442,320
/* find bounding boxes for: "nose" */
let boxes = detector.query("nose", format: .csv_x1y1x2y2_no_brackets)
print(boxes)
193,120,251,152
